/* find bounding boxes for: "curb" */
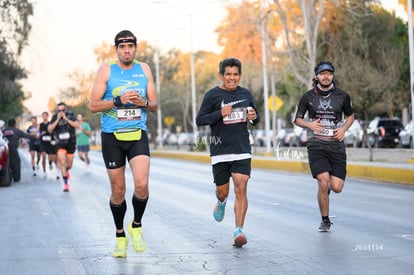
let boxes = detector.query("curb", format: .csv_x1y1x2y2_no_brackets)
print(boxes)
151,151,414,185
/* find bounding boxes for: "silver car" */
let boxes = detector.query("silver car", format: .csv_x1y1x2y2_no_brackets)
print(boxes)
399,120,414,148
344,119,364,147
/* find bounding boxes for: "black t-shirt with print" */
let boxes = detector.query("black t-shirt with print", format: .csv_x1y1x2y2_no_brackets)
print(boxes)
50,111,77,145
295,86,353,142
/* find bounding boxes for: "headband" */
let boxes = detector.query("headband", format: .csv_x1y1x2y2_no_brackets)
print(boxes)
115,38,137,47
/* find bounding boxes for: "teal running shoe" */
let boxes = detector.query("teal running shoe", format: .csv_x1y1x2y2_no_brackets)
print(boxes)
233,227,247,247
213,199,226,222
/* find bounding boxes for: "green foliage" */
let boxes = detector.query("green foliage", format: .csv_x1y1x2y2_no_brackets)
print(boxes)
0,0,33,121
297,0,410,120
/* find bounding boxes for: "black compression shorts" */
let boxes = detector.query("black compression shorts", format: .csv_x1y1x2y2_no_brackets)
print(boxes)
101,130,150,169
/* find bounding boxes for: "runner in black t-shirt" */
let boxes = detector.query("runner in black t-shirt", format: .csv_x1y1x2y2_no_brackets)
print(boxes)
27,116,41,176
39,111,56,177
294,61,355,232
196,58,259,247
48,102,79,192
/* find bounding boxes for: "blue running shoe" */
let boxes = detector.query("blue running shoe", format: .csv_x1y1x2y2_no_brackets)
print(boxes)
233,227,247,247
213,199,226,222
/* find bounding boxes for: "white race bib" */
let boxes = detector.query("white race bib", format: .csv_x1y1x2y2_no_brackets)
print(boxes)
117,108,141,121
223,107,247,124
58,132,70,140
42,135,52,142
314,127,334,137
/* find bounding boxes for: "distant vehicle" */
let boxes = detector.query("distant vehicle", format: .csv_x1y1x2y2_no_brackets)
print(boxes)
344,119,364,147
254,129,274,147
399,120,414,148
274,128,293,147
288,126,307,147
0,129,12,187
366,117,404,148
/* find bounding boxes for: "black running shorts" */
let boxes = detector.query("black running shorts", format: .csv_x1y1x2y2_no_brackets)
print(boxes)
307,139,347,180
40,142,55,154
56,142,76,154
29,142,41,152
212,158,251,186
101,131,150,169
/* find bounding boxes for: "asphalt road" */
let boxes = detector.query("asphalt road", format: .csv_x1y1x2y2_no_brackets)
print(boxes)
0,149,413,275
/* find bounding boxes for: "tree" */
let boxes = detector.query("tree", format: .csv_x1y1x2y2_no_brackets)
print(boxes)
319,1,408,120
0,0,33,121
47,97,57,113
398,0,414,22
157,48,220,133
272,0,327,88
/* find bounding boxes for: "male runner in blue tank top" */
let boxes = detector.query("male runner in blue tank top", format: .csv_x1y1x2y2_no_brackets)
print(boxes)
294,61,355,232
196,58,260,247
89,30,158,258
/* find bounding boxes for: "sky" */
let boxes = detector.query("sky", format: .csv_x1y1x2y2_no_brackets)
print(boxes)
20,0,230,115
20,0,407,116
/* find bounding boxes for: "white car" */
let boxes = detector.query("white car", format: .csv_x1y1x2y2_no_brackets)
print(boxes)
399,120,414,148
344,119,364,147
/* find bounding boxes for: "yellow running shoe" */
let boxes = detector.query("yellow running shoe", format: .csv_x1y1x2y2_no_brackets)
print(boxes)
112,236,128,258
128,223,146,252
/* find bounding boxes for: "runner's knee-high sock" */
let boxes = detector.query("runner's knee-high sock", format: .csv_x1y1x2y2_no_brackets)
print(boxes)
132,195,148,228
110,200,127,236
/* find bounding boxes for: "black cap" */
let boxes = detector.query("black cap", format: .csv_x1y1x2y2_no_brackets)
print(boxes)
315,62,334,75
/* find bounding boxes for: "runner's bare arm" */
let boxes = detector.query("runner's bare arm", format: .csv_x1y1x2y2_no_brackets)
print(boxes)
141,62,158,112
89,63,116,113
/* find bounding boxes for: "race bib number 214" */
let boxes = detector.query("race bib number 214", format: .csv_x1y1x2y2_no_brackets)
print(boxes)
117,108,141,121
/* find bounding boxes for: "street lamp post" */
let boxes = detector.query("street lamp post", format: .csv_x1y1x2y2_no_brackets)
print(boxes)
154,49,163,148
189,14,198,145
408,0,414,156
260,0,271,155
152,0,202,145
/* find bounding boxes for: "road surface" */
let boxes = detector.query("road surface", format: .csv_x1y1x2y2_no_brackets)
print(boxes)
0,149,412,275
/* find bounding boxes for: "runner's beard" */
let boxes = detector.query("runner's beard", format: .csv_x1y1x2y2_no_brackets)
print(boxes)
319,80,332,89
122,59,133,66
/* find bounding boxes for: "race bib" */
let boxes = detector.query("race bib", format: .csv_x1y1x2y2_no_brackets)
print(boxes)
58,132,70,140
117,108,141,121
314,127,335,137
223,107,247,124
42,135,52,142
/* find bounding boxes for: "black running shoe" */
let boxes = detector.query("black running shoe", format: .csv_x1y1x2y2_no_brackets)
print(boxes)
318,220,332,232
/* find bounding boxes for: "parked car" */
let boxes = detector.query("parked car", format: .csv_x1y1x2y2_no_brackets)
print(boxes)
0,128,12,187
289,126,307,147
275,128,293,147
254,129,274,147
365,117,404,148
399,120,414,148
344,119,364,147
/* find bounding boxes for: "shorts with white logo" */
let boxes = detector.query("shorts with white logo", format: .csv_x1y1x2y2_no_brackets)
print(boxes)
307,139,346,180
101,131,150,169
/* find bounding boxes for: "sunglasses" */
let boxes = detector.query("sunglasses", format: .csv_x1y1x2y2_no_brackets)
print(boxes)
58,109,66,112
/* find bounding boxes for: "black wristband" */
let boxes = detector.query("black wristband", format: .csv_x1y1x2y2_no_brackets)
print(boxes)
113,96,123,108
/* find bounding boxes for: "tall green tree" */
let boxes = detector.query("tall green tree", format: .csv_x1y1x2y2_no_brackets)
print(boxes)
319,1,408,120
0,0,33,121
